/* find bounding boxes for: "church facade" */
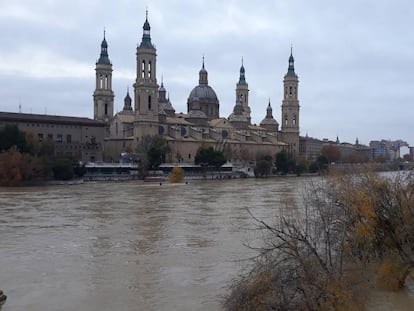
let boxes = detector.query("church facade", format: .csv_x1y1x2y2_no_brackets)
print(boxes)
99,13,300,164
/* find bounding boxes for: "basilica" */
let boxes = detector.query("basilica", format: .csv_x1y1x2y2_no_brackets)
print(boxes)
96,13,300,163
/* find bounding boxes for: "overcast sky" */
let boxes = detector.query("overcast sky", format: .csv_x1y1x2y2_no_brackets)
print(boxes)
1,0,413,147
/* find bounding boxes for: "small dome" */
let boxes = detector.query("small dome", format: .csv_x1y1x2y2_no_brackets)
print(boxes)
123,91,132,111
260,117,278,126
188,85,218,102
124,92,131,102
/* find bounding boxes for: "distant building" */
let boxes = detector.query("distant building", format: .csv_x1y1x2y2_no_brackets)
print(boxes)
299,135,323,161
0,112,104,162
102,12,301,163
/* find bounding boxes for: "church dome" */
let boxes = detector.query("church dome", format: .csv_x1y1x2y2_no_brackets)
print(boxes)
187,58,220,121
188,85,218,102
260,101,279,131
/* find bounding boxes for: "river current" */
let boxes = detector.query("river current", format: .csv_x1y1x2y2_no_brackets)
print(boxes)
0,177,413,310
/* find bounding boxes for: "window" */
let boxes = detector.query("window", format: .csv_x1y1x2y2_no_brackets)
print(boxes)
285,116,288,125
188,153,191,159
38,133,43,142
66,134,72,143
57,134,63,143
148,95,151,110
293,116,296,125
141,60,145,78
148,61,152,78
105,103,108,115
289,86,292,96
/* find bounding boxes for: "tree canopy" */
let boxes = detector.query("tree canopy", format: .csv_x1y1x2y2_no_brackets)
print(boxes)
138,135,171,173
194,146,226,168
275,150,295,174
0,124,28,152
321,145,341,163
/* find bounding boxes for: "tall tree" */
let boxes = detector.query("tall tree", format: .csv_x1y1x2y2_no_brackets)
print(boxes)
275,150,295,174
137,135,171,173
0,124,28,152
321,145,341,163
194,146,226,168
254,154,273,177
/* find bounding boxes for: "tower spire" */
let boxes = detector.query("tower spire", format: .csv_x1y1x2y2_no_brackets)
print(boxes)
94,30,114,122
199,55,208,85
97,30,110,65
238,57,246,85
287,46,296,76
140,9,154,49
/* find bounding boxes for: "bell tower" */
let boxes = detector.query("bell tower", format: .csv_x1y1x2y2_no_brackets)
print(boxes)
281,48,300,156
93,31,114,124
133,10,159,139
236,58,251,123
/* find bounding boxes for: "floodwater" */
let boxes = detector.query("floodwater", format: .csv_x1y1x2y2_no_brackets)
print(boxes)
0,177,413,310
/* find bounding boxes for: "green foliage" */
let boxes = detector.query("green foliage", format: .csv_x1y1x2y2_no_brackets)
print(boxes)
275,150,295,174
254,154,273,177
194,146,226,168
52,158,74,180
73,163,87,177
137,135,171,175
294,159,307,176
316,155,329,170
0,124,28,152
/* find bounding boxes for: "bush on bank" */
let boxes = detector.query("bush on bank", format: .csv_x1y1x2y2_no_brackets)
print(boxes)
224,170,414,310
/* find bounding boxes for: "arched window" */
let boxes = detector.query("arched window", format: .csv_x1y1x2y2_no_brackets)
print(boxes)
99,75,104,89
293,115,296,125
148,95,152,110
148,61,152,78
289,86,293,96
141,60,145,78
285,115,288,125
105,103,108,115
104,75,108,89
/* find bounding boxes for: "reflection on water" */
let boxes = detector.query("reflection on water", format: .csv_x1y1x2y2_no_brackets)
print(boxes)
0,178,413,311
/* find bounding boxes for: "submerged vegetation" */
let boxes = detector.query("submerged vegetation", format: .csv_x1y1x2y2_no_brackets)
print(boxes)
224,170,414,310
168,166,185,183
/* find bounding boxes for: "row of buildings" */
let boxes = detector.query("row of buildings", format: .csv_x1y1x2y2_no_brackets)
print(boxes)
0,12,411,166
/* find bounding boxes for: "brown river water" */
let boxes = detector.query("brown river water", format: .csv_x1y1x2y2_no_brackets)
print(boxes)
0,177,413,310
